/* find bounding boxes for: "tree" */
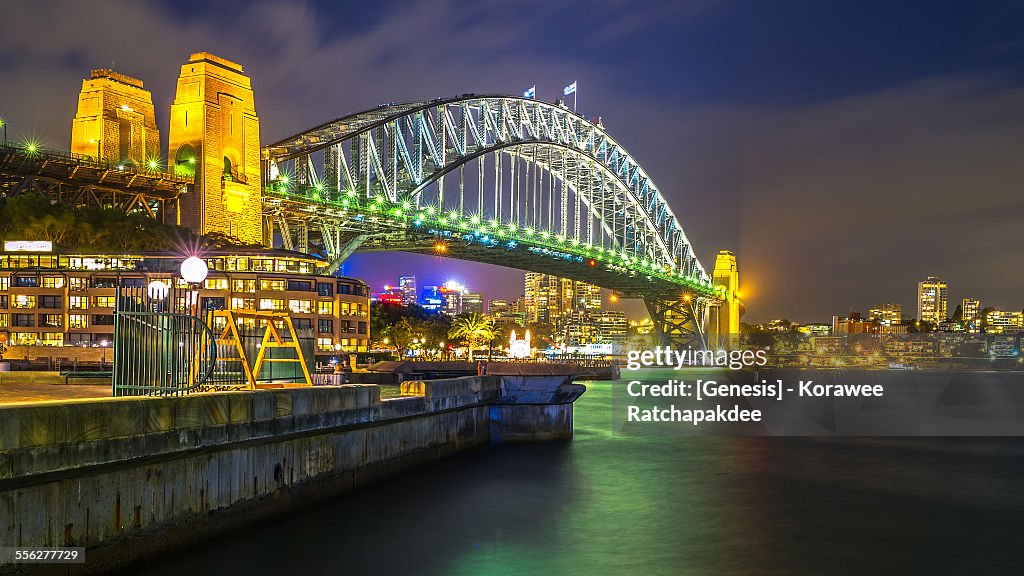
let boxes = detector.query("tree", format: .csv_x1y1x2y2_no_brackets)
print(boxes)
525,321,556,349
448,313,496,361
386,317,420,358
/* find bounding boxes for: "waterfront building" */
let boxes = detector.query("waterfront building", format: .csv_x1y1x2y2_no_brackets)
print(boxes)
0,246,370,362
917,277,947,326
985,310,1024,334
488,299,510,314
562,311,599,346
594,310,629,343
796,323,831,336
869,303,902,326
832,312,876,335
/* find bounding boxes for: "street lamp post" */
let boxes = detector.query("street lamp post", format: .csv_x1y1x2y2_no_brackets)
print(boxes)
180,256,209,318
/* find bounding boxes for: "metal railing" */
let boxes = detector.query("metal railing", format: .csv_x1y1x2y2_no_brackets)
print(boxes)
0,141,190,184
112,285,217,396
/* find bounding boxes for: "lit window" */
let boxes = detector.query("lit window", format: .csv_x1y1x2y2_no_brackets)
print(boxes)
260,279,286,291
69,277,88,291
11,332,40,345
39,314,62,328
204,278,228,290
12,295,36,309
232,279,256,293
231,297,255,310
41,333,64,346
94,296,116,308
41,276,65,289
0,277,8,290
69,296,87,309
316,337,334,352
259,298,285,311
318,301,334,315
289,299,312,314
0,313,7,328
68,314,88,329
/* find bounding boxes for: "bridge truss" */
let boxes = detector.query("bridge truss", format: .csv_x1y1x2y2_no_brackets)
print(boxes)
262,95,722,347
0,142,186,223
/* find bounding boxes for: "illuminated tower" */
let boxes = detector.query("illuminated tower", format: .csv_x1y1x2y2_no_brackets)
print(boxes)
70,69,160,166
168,52,262,244
917,277,947,326
711,250,741,341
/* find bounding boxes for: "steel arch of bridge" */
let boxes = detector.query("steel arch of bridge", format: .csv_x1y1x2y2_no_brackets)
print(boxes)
262,95,717,302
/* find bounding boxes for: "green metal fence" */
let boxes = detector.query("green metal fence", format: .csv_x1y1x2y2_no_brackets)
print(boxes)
112,285,217,396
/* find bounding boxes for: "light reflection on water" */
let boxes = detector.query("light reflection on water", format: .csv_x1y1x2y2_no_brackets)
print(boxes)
140,372,1024,575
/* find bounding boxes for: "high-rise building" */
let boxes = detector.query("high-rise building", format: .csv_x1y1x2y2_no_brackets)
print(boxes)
917,277,947,326
562,311,599,346
399,275,417,305
439,280,465,315
463,292,484,315
573,282,602,311
962,298,981,329
71,69,161,166
868,303,902,326
524,273,601,325
420,285,444,314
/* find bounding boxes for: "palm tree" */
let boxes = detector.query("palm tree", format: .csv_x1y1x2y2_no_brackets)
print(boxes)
448,313,496,361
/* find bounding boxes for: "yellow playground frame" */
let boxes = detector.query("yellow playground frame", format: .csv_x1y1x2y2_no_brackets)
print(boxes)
199,309,313,390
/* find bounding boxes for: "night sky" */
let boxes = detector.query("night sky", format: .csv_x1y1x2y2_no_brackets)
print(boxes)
2,0,1023,322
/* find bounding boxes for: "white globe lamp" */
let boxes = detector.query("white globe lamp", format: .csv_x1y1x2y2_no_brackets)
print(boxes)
147,280,170,301
180,256,209,284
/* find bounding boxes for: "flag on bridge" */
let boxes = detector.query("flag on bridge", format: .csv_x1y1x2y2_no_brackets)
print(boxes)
563,81,577,96
523,85,536,99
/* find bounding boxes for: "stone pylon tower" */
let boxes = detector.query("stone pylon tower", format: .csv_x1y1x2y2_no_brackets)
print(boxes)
168,52,263,244
708,250,742,347
70,70,160,166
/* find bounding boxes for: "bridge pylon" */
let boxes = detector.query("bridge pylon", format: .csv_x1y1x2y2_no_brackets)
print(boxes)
168,52,263,245
644,296,708,350
706,250,743,349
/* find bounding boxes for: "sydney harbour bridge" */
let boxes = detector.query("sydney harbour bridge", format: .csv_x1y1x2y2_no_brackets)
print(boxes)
0,55,741,349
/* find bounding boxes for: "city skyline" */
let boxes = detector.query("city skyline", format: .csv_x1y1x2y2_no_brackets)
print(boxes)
3,0,1023,322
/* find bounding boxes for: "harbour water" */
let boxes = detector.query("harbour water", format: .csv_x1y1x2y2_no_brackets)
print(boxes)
140,372,1024,575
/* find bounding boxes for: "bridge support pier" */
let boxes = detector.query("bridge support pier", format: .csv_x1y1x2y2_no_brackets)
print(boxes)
325,234,371,275
644,297,707,350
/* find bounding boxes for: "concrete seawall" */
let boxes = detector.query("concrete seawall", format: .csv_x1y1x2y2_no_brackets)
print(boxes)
0,376,583,574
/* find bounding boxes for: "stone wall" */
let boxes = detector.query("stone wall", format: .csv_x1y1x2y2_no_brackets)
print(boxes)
0,378,504,573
